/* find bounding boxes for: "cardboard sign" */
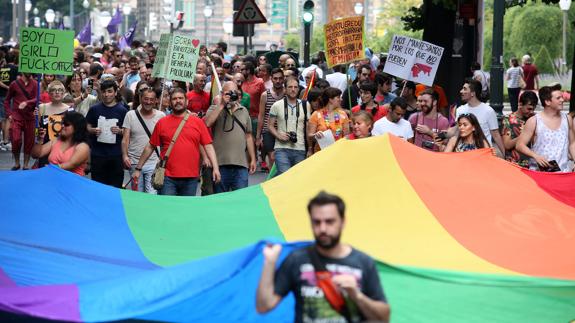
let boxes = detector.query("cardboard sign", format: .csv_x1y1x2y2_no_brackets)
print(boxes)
151,33,201,83
151,33,171,78
383,35,444,87
19,28,74,75
323,16,365,68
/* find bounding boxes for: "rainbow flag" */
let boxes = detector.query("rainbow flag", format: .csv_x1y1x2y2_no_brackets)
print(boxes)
1,135,574,322
301,69,316,101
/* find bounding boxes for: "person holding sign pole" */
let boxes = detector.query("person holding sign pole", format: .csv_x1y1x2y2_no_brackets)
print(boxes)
342,64,371,112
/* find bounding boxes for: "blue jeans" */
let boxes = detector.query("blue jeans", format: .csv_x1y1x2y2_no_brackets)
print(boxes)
129,163,157,194
214,165,249,193
274,148,306,177
160,176,199,196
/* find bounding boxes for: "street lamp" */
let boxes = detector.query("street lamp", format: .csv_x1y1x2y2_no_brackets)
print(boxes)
560,0,571,74
354,2,363,15
83,0,89,9
45,9,55,29
123,4,132,34
223,16,233,42
203,5,213,46
25,0,31,26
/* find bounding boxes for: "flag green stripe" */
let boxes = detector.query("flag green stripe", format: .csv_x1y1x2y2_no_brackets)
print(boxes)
380,262,575,322
121,185,285,266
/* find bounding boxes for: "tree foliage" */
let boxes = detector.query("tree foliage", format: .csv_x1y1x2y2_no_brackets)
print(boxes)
483,1,575,74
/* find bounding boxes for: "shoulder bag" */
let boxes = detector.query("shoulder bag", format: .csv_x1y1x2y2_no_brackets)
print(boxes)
135,110,161,159
151,112,190,190
306,246,352,322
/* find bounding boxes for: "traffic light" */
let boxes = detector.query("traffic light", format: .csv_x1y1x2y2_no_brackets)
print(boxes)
302,0,314,24
302,0,314,67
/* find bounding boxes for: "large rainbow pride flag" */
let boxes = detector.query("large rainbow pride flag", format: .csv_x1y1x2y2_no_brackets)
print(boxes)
1,135,574,322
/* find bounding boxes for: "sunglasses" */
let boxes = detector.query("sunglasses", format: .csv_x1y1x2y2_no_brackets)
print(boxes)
49,89,65,93
62,122,71,127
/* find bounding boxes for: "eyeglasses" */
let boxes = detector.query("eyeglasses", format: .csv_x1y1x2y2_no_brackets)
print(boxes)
49,88,65,93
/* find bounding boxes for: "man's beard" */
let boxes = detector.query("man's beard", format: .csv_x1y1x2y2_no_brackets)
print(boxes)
172,104,186,115
314,232,341,249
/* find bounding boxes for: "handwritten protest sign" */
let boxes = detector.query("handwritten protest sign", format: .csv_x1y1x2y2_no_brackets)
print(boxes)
151,33,171,78
166,33,200,82
383,35,444,86
324,16,365,68
152,33,201,83
19,28,74,75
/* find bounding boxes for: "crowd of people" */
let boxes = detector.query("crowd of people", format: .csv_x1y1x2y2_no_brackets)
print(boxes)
0,41,574,196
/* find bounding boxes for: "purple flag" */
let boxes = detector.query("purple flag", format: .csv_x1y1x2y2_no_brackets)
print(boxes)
119,20,138,50
106,7,123,34
76,19,91,44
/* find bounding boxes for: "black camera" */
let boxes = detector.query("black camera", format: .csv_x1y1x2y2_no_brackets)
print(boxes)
88,79,94,87
288,131,297,143
539,160,561,172
226,91,239,102
422,140,435,149
437,132,447,140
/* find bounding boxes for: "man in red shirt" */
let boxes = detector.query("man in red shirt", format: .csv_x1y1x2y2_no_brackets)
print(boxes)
132,88,220,196
186,73,210,116
4,73,38,170
241,61,266,120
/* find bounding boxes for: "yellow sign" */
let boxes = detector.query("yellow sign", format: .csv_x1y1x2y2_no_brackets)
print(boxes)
324,16,365,68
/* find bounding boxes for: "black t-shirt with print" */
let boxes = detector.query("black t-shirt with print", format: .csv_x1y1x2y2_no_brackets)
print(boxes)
274,246,387,323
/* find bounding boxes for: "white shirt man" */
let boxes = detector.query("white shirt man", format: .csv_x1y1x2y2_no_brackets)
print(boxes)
122,88,165,193
372,97,414,142
326,65,348,93
455,79,504,154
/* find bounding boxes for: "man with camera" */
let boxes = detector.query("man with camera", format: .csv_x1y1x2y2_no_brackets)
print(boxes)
204,81,256,192
408,88,449,151
267,77,311,176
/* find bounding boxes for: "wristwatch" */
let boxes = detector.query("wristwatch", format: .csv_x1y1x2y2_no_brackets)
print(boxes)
135,167,142,171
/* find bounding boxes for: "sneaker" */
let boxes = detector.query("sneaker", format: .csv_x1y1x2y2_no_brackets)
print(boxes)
1,142,11,151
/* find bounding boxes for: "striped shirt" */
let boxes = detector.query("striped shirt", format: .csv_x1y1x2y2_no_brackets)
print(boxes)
262,89,285,132
506,66,523,88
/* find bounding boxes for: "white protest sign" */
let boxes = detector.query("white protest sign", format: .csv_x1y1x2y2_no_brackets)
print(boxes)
383,35,444,86
150,32,201,83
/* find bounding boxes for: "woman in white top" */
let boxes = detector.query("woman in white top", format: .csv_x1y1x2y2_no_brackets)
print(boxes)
506,57,524,112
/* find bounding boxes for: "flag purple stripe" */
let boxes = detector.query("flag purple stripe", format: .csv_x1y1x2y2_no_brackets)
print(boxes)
0,284,81,321
0,268,16,287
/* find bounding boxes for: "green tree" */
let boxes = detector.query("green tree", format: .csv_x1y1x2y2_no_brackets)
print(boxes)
376,0,424,36
505,3,574,74
282,27,325,56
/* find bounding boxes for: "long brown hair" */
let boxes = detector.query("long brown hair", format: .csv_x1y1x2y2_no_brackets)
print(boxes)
456,113,490,148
